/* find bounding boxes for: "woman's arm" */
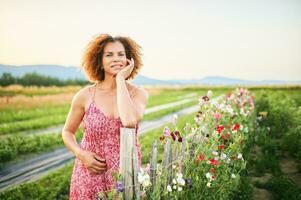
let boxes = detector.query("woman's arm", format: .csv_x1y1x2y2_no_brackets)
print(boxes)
62,90,85,156
62,88,107,174
116,77,148,128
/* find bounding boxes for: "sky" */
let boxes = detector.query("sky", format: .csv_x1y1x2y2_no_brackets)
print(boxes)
0,0,300,81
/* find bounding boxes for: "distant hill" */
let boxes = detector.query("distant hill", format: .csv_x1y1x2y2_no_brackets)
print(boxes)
0,64,86,80
0,64,300,86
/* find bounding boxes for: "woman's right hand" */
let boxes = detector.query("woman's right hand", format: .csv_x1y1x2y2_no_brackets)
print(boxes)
76,149,107,174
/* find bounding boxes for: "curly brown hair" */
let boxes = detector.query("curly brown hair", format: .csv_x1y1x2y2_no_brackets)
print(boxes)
81,34,143,82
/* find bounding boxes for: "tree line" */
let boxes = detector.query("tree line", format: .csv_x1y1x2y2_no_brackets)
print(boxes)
0,72,89,86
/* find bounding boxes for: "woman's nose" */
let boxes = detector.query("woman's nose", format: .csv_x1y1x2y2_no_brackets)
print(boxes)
112,55,120,62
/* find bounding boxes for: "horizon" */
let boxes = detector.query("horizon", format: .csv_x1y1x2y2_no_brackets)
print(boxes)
1,0,300,81
1,63,300,83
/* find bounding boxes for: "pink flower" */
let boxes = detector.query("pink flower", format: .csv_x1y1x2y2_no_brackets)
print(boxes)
214,113,222,120
163,127,170,136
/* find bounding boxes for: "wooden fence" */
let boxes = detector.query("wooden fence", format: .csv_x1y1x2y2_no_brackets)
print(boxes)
120,127,192,199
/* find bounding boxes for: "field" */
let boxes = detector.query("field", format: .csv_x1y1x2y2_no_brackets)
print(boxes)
0,85,300,199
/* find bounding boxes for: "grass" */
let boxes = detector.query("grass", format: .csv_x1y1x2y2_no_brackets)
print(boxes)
0,129,83,166
255,176,301,200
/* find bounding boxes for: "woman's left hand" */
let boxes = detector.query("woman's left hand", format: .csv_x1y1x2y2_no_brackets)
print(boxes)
116,58,135,80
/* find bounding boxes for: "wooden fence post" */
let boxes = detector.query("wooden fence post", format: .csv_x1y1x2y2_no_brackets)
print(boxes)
163,139,172,200
149,140,157,192
120,127,140,200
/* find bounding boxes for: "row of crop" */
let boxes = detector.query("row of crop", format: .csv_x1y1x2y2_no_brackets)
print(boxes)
0,129,83,166
243,90,301,199
0,114,67,135
0,105,69,124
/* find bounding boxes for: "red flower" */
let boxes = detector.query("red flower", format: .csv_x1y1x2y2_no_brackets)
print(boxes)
196,111,203,118
199,153,205,161
216,125,225,133
171,132,176,141
178,137,183,142
226,92,232,98
218,144,225,150
221,133,227,140
233,123,240,131
210,168,215,173
210,159,218,166
221,132,230,141
202,96,209,101
159,136,165,141
174,130,180,136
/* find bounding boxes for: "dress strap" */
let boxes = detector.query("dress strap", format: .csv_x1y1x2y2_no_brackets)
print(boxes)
92,83,97,102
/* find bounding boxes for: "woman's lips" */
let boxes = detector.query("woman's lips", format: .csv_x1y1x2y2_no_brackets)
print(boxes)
111,64,124,68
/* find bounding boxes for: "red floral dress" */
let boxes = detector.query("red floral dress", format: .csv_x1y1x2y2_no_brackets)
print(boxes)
69,85,142,199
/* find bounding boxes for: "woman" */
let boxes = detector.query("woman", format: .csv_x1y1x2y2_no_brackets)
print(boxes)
62,34,148,199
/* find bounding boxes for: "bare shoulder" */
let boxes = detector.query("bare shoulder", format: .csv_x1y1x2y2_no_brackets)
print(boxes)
71,84,95,107
127,83,149,99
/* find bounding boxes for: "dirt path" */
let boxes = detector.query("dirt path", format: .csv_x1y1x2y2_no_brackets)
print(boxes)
279,157,301,188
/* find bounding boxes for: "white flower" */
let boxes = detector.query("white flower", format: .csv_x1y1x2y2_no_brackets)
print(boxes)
138,168,151,188
226,108,234,115
207,182,211,187
142,179,151,188
237,153,243,159
178,186,183,191
220,153,227,160
167,185,172,192
231,174,236,179
199,98,205,106
138,172,144,183
172,165,177,169
220,103,225,109
240,108,245,115
176,173,183,179
194,117,201,124
207,90,213,97
206,173,211,179
212,151,219,156
226,158,231,164
173,185,177,190
172,178,177,184
178,178,185,186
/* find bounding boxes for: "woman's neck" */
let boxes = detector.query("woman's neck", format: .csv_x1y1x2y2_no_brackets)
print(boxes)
96,74,125,91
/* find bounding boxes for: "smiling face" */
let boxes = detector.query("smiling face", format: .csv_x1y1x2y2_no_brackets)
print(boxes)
102,41,128,77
